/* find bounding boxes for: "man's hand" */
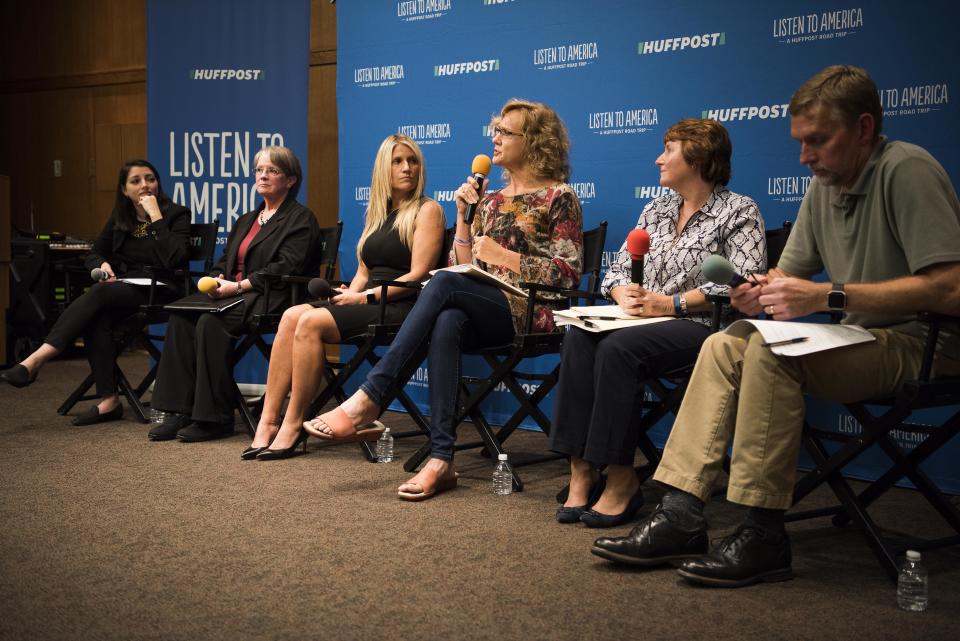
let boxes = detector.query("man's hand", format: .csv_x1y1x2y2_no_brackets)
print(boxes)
756,277,828,320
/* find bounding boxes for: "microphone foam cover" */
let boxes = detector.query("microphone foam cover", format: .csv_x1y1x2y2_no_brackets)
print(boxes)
90,268,105,281
197,276,220,294
701,255,737,285
627,228,651,258
307,278,333,299
472,154,492,176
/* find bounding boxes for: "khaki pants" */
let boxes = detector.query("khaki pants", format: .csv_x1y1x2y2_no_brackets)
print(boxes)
653,328,959,509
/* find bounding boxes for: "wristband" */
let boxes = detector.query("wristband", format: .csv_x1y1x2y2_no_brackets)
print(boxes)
673,293,682,316
236,281,242,295
678,293,688,317
454,236,472,246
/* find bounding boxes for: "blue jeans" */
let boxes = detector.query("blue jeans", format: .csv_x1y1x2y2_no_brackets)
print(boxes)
360,271,515,460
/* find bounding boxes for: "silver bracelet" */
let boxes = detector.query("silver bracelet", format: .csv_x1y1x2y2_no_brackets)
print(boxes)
236,281,243,295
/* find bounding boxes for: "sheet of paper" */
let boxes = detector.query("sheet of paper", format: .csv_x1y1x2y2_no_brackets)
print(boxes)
554,305,671,333
725,319,876,356
117,277,176,289
428,263,528,298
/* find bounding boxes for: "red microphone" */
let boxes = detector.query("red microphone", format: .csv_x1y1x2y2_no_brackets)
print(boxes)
626,228,650,285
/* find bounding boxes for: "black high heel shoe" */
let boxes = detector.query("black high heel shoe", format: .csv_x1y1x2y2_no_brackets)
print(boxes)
556,474,607,524
256,429,309,460
0,364,37,388
240,446,268,460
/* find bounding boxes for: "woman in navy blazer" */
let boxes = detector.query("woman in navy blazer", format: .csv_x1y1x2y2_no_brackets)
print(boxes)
0,159,190,426
149,146,321,442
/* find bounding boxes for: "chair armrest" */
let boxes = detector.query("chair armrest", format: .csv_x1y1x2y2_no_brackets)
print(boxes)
368,279,427,324
917,312,960,382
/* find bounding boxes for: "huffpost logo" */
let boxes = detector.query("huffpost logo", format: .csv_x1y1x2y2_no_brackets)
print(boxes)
701,104,789,122
191,69,264,80
434,59,500,76
638,32,724,54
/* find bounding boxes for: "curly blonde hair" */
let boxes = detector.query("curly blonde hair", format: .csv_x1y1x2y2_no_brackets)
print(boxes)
493,99,571,182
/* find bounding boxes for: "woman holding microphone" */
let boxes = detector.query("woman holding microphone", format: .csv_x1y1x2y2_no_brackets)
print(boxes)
303,98,583,500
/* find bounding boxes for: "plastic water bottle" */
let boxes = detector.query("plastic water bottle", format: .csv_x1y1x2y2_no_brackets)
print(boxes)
897,550,929,612
492,453,513,496
375,428,394,463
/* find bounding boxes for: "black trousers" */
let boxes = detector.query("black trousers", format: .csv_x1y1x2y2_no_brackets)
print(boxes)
150,304,246,423
549,319,711,466
45,282,152,396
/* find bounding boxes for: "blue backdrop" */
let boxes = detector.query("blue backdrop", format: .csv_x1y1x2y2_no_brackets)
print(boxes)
337,0,960,491
146,0,311,386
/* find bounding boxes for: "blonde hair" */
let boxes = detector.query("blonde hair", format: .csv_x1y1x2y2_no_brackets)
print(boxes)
493,98,571,182
357,134,429,260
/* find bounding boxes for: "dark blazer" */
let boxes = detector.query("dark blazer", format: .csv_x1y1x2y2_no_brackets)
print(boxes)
84,202,192,294
211,195,321,322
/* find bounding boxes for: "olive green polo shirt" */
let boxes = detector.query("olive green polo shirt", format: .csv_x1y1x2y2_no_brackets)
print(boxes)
778,137,960,352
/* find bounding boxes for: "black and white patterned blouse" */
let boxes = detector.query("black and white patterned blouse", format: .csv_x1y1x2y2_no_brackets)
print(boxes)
601,185,766,326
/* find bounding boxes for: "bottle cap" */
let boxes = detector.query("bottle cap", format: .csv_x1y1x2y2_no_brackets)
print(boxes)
383,427,390,433
906,550,921,561
497,453,508,461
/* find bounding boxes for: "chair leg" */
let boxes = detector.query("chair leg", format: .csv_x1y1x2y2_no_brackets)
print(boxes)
58,373,96,415
116,364,149,423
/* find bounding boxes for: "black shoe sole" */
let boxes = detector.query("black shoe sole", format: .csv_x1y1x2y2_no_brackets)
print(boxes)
148,432,179,441
590,545,706,568
676,566,794,587
177,431,235,443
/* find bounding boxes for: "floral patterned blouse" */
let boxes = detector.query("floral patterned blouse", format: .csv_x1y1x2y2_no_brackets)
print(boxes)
600,185,766,327
450,183,583,333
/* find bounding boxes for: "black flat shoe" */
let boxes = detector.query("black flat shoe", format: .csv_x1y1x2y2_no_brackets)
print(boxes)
71,404,123,426
591,505,709,567
676,526,793,588
580,489,645,528
256,430,308,460
176,420,235,442
556,475,608,523
240,446,268,460
0,364,37,388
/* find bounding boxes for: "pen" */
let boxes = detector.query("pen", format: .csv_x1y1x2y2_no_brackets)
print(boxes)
762,337,808,347
577,315,619,321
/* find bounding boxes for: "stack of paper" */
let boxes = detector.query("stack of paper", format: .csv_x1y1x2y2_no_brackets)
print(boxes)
553,305,671,333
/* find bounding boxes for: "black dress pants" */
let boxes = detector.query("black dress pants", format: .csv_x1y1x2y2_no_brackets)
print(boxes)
150,304,246,423
549,319,711,466
45,282,151,396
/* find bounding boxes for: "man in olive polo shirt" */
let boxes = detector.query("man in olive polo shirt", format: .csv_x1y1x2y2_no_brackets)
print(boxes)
590,65,960,587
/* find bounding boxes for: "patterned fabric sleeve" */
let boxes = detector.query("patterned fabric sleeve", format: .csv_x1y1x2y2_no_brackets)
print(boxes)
698,197,766,298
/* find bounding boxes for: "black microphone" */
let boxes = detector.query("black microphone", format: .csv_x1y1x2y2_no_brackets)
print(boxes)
90,268,109,282
307,278,334,299
702,255,751,287
463,154,492,225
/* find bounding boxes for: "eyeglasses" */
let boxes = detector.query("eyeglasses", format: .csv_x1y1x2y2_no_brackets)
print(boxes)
491,126,525,139
255,166,284,177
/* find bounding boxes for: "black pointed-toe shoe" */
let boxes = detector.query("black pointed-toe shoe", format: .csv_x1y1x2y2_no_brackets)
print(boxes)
71,404,124,426
176,420,235,442
148,413,193,441
676,526,793,588
256,430,308,460
0,364,37,388
591,505,709,567
240,446,268,460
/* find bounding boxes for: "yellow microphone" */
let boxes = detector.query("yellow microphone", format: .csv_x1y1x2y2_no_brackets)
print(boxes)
197,276,220,294
463,154,492,225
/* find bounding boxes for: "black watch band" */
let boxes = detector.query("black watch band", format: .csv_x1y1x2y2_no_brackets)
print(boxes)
366,290,377,305
827,282,846,311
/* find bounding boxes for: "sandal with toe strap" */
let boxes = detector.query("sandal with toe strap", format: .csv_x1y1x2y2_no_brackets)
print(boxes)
397,471,460,502
302,406,385,442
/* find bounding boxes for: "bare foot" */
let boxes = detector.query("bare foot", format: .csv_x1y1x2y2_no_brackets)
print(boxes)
398,459,458,500
564,458,598,508
268,423,303,450
304,390,379,437
590,466,640,516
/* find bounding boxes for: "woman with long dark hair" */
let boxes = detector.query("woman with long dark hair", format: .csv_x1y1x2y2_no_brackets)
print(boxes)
0,160,191,425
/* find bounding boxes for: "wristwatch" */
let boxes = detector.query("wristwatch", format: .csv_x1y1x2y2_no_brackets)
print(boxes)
366,289,377,305
827,282,846,312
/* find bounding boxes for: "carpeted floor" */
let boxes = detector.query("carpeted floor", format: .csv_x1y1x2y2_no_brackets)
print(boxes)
1,353,958,641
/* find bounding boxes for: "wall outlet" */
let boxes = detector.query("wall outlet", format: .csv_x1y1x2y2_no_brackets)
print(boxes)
53,159,62,177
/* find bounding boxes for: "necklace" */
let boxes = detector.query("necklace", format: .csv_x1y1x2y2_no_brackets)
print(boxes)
131,220,150,238
259,209,276,225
